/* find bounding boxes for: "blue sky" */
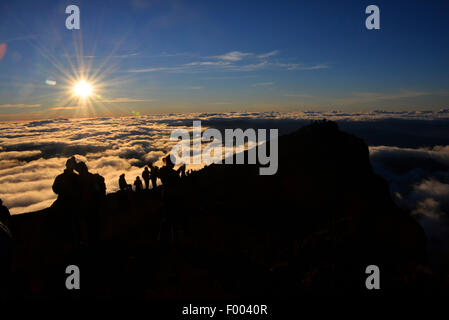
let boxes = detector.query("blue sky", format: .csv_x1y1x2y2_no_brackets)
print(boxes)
0,0,448,120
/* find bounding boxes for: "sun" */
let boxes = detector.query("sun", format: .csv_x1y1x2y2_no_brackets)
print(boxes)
73,80,93,99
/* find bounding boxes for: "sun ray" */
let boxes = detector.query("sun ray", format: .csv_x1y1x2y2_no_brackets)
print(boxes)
2,19,139,120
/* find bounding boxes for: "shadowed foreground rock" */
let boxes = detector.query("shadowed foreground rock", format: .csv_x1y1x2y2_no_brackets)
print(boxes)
8,121,436,299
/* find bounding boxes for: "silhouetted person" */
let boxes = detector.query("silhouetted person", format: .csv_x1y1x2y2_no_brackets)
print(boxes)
134,176,143,192
159,156,185,187
157,156,186,249
0,199,12,298
52,156,80,205
119,174,131,191
149,163,159,189
75,161,105,245
51,157,80,244
75,161,106,198
142,167,150,190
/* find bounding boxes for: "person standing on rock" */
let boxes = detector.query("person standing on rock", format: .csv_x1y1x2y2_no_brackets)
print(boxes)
119,173,131,191
75,161,106,246
51,156,81,244
149,163,159,189
142,167,151,190
157,156,186,250
134,176,143,192
52,156,80,207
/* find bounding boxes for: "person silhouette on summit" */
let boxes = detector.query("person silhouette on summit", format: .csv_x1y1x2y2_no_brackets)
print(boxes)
75,161,106,198
149,163,159,189
51,156,81,243
157,156,186,249
52,156,80,206
159,156,185,187
75,161,105,245
134,176,143,192
142,167,151,190
119,173,131,191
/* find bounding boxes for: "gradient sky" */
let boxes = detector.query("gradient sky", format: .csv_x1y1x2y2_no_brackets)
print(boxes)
0,0,448,120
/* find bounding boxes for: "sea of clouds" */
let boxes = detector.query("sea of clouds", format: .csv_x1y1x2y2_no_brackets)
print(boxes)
1,109,449,263
0,114,188,214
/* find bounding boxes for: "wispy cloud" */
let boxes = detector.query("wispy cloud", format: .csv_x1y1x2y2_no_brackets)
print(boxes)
0,104,41,109
50,106,79,111
274,63,329,71
211,50,279,61
210,51,253,61
112,53,140,58
185,61,231,66
298,64,329,70
227,61,269,72
63,52,140,59
128,66,189,73
128,61,328,74
185,86,203,90
257,50,279,59
127,50,328,74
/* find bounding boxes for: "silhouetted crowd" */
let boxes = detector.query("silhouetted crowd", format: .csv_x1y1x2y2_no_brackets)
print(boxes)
49,155,192,247
114,156,190,251
118,156,188,193
0,154,193,298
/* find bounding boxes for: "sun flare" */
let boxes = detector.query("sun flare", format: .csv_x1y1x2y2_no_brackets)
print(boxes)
73,80,93,99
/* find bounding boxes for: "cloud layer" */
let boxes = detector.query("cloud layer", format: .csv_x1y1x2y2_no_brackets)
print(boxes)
370,145,449,265
0,115,193,214
1,109,449,226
